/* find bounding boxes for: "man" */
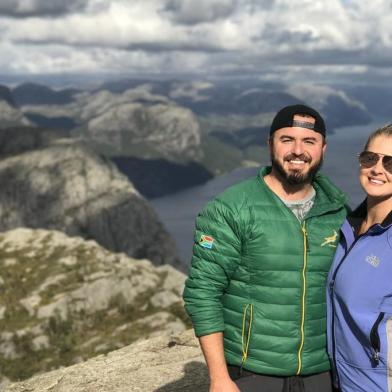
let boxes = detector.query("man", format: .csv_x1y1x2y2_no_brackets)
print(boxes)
183,104,347,392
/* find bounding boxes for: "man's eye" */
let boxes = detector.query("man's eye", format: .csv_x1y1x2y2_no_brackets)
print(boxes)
304,140,315,145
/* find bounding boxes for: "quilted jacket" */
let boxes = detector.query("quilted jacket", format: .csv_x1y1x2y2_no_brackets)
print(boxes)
183,166,347,376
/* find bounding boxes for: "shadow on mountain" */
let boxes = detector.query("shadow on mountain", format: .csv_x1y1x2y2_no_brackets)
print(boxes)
0,85,16,107
0,126,69,158
25,112,77,130
211,126,270,149
154,361,209,392
0,161,181,268
12,82,79,105
0,131,182,268
112,157,213,199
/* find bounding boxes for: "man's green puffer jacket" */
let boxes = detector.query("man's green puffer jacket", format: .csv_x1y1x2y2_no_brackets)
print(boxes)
183,167,348,376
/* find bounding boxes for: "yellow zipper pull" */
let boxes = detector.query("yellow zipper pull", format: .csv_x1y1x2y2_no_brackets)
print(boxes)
302,224,309,252
241,304,254,372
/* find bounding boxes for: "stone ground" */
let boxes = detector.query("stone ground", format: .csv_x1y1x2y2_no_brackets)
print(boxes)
4,330,209,392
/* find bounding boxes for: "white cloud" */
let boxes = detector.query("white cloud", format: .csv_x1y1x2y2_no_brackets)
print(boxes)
0,0,391,82
163,0,238,25
0,0,88,17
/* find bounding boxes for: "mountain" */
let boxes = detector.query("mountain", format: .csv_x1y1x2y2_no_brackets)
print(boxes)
112,157,213,198
83,100,201,158
0,101,31,128
0,85,31,128
9,79,374,190
286,84,372,129
19,87,202,159
4,330,206,392
23,113,77,130
173,84,303,116
338,84,392,119
95,79,372,128
0,228,189,384
0,126,69,157
0,85,16,107
12,83,79,106
0,128,180,267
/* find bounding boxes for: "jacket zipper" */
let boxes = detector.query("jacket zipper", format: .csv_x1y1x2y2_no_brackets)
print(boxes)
239,304,254,376
370,312,385,365
296,222,308,375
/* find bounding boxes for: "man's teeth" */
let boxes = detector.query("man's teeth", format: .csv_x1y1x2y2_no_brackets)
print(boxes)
290,160,305,164
369,178,384,185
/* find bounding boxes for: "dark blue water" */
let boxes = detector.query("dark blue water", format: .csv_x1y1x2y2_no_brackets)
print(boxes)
152,120,389,264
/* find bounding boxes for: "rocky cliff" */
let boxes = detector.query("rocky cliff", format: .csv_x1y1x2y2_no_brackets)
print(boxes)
0,228,189,385
0,85,30,128
4,330,207,392
0,129,180,267
20,87,202,159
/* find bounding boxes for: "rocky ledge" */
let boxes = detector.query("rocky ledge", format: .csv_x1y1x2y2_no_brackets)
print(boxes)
5,329,207,392
0,228,190,384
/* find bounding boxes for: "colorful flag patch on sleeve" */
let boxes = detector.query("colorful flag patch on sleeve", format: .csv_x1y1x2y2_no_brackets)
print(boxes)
199,234,214,249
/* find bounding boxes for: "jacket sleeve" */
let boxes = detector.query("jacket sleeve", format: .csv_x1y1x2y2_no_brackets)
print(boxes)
183,197,243,337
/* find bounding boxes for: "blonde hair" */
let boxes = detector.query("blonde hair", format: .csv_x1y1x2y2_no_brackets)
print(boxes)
364,124,392,150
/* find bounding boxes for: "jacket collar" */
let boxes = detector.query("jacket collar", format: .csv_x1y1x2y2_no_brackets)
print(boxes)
348,199,392,235
259,166,348,217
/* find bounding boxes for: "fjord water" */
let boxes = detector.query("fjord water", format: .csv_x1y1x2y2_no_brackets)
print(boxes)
152,120,389,264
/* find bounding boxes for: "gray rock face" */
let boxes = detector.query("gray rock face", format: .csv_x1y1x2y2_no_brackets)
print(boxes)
0,85,31,127
0,228,190,383
0,133,180,267
4,330,207,392
21,87,202,158
0,126,68,158
0,101,31,128
85,102,201,156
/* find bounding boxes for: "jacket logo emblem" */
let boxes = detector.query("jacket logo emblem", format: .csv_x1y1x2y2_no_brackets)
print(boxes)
366,254,380,268
321,230,338,247
199,235,214,249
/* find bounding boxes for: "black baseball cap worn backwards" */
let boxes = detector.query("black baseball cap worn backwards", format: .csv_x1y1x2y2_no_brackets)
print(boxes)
270,104,326,137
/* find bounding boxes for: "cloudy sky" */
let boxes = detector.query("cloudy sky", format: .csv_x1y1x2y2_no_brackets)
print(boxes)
1,0,392,84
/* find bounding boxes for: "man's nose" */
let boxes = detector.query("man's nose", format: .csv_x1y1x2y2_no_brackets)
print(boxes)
292,141,304,156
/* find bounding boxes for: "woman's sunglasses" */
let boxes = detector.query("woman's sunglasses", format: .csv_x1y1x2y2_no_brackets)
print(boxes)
358,151,392,174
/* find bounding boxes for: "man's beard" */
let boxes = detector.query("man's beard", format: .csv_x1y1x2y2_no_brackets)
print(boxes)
271,152,323,185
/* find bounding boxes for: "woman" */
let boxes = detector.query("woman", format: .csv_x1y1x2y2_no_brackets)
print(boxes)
327,124,392,392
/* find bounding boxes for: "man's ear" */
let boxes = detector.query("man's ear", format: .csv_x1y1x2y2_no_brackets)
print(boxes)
267,136,273,150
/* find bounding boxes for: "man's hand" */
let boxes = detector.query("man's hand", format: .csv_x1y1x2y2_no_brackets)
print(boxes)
210,377,241,392
198,333,241,392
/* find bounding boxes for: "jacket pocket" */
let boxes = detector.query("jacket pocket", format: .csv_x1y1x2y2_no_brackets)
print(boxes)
369,298,392,367
369,312,385,366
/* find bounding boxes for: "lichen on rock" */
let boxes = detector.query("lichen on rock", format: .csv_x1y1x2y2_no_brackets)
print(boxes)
0,228,190,384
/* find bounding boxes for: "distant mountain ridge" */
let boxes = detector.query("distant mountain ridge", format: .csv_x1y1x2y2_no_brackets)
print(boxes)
0,79,375,197
12,82,79,106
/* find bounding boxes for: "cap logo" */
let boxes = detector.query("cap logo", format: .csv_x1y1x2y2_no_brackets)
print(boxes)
292,120,315,130
270,104,326,137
